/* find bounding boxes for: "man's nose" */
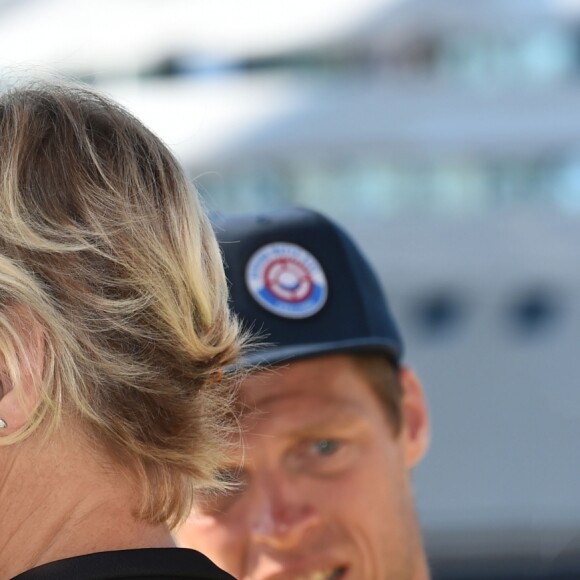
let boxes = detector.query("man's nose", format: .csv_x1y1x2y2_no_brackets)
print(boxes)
249,474,321,550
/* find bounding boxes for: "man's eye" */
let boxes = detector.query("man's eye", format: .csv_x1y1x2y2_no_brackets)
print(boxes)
194,468,247,516
215,468,243,486
312,439,340,456
286,437,355,476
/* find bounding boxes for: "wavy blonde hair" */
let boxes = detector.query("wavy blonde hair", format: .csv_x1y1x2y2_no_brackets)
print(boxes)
0,82,244,527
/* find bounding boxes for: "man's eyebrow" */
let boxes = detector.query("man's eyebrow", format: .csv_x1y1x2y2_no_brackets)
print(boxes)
257,405,370,436
250,389,364,410
214,464,248,479
297,411,368,430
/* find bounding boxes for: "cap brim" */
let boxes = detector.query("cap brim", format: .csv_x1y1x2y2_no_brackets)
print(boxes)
236,337,402,369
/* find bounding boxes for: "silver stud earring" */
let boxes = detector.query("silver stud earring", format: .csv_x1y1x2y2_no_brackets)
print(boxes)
0,419,6,429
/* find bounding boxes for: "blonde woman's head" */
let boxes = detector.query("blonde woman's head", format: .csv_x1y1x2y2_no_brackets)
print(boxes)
0,82,243,527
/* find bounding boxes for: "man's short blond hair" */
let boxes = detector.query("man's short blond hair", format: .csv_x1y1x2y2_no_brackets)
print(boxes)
351,354,403,434
0,83,244,527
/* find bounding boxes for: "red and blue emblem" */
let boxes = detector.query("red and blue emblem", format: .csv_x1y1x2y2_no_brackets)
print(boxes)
245,243,328,319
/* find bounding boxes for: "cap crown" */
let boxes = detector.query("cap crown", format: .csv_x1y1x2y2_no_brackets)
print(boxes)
213,207,403,366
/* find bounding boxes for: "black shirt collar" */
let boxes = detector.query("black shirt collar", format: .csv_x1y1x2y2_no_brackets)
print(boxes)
11,548,234,580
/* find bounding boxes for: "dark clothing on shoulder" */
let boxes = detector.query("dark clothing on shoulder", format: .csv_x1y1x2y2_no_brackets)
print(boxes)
12,548,234,580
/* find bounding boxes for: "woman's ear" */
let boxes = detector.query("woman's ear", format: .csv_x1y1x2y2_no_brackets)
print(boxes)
0,305,45,434
399,366,431,469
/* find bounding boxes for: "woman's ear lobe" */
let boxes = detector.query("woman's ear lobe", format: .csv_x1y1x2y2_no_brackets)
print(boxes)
398,366,430,469
0,387,33,433
0,305,45,434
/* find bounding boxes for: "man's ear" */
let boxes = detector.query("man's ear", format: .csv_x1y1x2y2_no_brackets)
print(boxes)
399,366,430,469
0,305,45,434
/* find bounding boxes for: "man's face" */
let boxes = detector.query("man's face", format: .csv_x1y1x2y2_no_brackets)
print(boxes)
178,354,429,580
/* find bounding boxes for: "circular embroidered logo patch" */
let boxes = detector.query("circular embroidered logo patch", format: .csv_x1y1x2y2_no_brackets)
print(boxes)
245,242,328,319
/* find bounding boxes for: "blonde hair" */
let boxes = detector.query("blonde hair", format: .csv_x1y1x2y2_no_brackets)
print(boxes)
0,82,244,527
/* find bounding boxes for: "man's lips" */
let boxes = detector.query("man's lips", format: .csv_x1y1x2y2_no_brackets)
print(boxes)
295,566,347,580
262,564,348,580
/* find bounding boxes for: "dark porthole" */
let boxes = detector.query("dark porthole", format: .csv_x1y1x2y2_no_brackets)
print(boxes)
410,290,467,339
506,286,562,338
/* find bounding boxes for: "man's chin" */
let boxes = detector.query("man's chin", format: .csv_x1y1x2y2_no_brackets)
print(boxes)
251,562,350,580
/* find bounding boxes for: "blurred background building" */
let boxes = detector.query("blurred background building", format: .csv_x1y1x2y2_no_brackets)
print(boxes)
1,0,579,577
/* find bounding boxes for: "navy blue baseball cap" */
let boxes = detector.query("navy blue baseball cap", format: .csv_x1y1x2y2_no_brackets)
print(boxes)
213,207,403,367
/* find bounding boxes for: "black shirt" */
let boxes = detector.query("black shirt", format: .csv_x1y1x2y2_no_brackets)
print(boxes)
11,548,234,580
